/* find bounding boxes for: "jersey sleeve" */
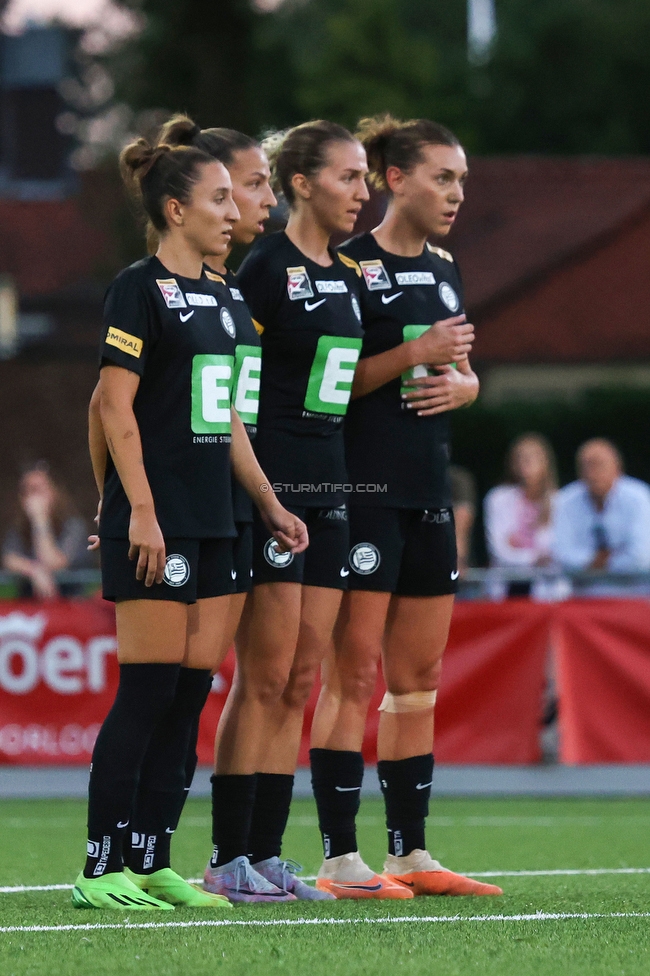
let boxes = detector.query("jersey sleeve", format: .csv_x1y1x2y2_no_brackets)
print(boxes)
99,271,155,376
236,245,284,334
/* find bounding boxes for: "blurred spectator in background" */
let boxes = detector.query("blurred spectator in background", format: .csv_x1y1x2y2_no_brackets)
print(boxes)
2,463,88,598
449,465,477,576
553,439,650,574
484,434,558,597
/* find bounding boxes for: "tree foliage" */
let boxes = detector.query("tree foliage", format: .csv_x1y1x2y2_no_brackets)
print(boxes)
106,0,650,151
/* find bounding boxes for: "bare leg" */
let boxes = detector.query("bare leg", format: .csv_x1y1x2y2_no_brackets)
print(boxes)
215,582,301,774
378,594,454,760
311,590,391,751
260,585,343,773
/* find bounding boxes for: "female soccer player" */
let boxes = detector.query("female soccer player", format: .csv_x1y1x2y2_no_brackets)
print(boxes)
309,115,503,898
157,115,275,656
74,132,306,911
201,120,377,902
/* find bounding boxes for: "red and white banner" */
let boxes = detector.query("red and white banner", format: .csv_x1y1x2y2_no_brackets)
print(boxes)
2,597,650,766
0,598,118,763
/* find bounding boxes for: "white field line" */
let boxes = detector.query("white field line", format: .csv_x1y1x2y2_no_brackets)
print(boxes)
2,912,650,934
6,815,650,830
3,867,650,894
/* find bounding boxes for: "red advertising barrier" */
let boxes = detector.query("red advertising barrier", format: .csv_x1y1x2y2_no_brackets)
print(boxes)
556,600,650,763
0,598,118,764
2,597,650,766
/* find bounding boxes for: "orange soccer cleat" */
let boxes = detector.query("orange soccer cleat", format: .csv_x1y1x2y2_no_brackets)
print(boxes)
315,851,414,900
383,850,504,897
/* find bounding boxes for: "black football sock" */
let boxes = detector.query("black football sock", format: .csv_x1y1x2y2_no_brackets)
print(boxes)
210,774,257,868
248,773,294,864
83,663,180,879
127,668,213,875
310,748,364,859
378,753,434,858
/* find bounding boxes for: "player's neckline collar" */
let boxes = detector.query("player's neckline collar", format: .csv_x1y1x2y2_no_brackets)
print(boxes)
282,231,335,270
367,232,428,263
152,254,205,283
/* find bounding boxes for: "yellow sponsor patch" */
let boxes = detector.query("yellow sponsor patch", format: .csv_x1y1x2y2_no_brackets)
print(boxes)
105,328,143,358
252,318,264,335
204,270,226,285
338,252,362,276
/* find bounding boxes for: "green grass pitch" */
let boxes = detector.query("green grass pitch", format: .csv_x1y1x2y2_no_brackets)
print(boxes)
1,795,649,975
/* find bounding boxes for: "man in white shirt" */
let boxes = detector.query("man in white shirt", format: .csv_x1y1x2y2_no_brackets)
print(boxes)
553,439,650,573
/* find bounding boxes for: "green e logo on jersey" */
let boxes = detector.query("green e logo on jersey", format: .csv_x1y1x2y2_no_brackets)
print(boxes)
233,345,261,424
191,354,234,434
401,325,456,395
304,335,362,416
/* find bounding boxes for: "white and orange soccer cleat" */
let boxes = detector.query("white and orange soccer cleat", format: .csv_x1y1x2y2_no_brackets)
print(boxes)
383,849,504,897
315,851,414,900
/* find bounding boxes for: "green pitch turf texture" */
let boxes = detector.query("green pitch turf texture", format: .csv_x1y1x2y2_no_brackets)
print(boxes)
1,796,649,976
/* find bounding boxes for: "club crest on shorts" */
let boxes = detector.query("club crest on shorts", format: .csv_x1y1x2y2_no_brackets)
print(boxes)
163,554,190,587
264,538,294,568
286,266,314,301
360,259,391,291
156,278,187,308
220,306,236,338
349,542,381,575
438,281,460,312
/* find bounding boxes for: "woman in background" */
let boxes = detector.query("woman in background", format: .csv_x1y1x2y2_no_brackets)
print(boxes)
484,433,558,595
3,463,88,598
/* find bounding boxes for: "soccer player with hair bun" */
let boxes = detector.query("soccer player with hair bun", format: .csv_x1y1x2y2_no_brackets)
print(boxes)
75,127,307,911
310,114,503,898
200,120,385,901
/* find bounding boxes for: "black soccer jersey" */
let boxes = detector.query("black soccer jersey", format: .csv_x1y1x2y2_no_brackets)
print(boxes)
99,255,237,540
205,266,262,524
339,232,465,509
236,232,363,508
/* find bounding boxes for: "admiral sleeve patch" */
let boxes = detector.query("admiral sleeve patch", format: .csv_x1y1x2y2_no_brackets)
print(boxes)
105,328,143,358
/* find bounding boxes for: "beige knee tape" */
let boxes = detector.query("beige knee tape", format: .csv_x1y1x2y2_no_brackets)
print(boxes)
378,690,438,714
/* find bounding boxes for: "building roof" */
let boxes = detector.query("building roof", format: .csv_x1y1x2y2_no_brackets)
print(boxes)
448,156,650,315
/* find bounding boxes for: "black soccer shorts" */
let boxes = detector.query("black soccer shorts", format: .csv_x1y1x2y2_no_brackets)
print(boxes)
232,521,253,595
346,506,458,597
101,537,236,604
252,504,350,589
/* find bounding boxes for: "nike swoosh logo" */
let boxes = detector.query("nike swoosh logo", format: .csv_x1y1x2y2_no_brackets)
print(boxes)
231,570,237,579
332,882,383,891
116,821,129,828
415,781,433,790
179,310,194,322
381,292,403,305
225,887,288,898
451,570,460,580
165,827,175,834
340,568,350,577
399,880,416,887
334,785,361,792
304,299,326,311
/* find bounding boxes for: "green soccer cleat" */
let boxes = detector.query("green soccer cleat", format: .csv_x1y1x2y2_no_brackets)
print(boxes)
125,867,233,909
71,871,175,910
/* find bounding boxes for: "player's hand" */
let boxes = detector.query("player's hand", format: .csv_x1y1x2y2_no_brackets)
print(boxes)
128,506,166,586
412,315,474,366
261,503,309,555
87,499,102,551
402,360,479,416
